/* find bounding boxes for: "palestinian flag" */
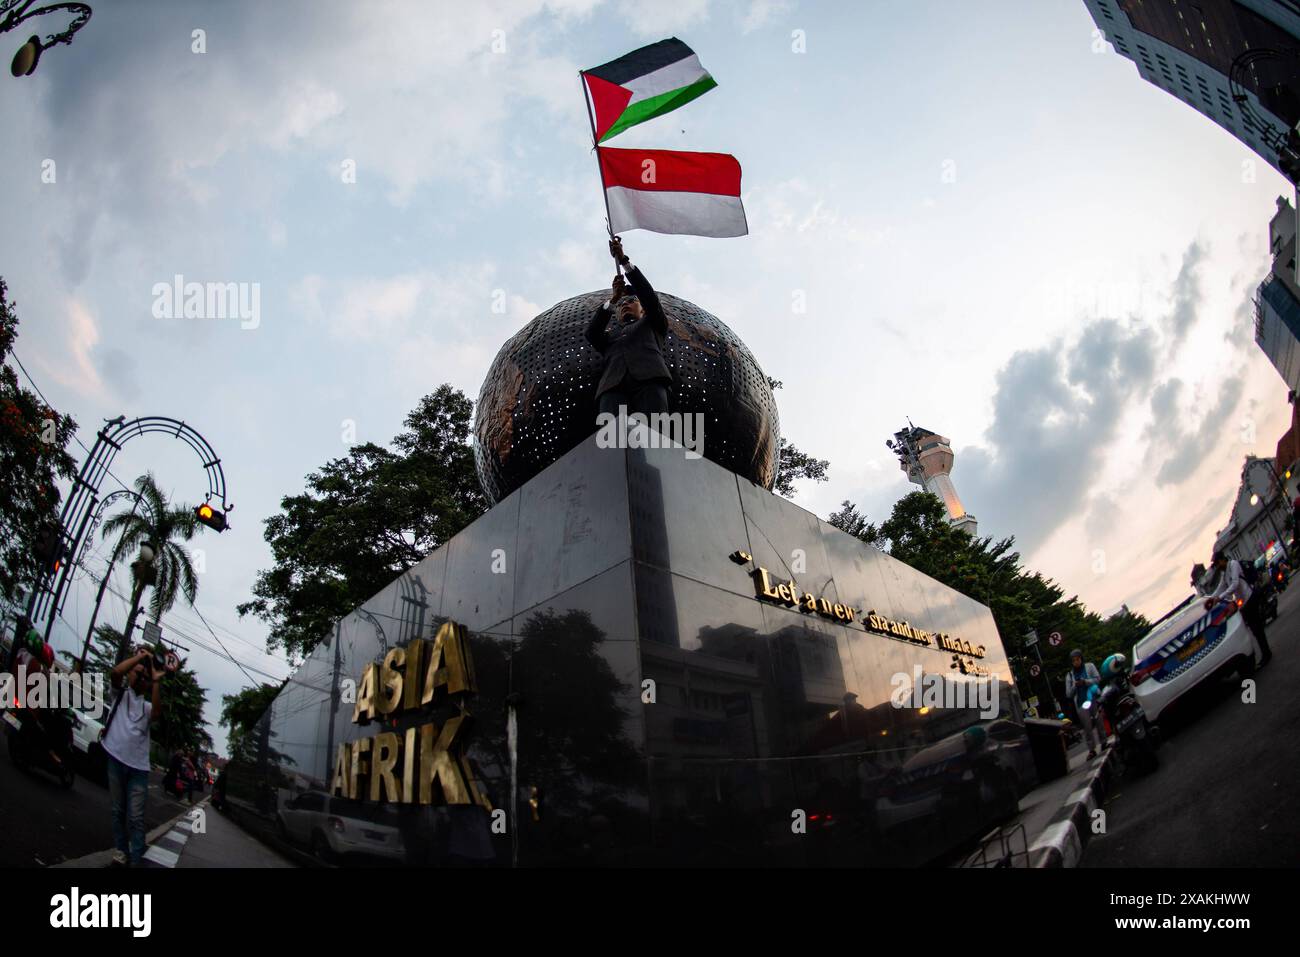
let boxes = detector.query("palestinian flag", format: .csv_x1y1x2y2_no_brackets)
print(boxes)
582,38,717,143
598,146,747,238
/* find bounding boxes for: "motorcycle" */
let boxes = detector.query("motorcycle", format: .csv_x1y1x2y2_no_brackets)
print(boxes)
1249,573,1280,623
1262,581,1280,623
4,705,76,788
1083,654,1158,775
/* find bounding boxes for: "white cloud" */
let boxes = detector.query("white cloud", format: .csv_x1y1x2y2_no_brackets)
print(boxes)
43,299,104,398
738,0,794,34
614,0,711,37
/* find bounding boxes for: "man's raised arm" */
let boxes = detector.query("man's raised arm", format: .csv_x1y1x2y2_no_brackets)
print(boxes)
624,264,666,336
610,237,666,335
585,272,625,352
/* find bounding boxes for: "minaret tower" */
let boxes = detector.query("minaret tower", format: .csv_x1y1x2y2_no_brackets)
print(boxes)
888,423,978,535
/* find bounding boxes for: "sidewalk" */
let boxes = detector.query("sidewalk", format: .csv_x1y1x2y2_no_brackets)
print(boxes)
176,804,295,868
53,799,296,869
957,741,1109,867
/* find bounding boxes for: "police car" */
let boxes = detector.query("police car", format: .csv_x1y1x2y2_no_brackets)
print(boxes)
1128,592,1260,725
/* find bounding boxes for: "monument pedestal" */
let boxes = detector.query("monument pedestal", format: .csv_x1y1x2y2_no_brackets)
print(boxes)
235,432,1032,867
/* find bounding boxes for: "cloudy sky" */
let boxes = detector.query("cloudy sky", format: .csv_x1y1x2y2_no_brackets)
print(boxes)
2,0,1292,755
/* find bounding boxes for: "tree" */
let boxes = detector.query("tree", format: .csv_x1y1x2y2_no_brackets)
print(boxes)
59,623,121,678
767,378,830,498
220,683,281,763
0,277,78,605
828,501,880,545
101,473,203,661
153,661,212,758
832,490,1152,697
239,385,488,660
774,439,831,498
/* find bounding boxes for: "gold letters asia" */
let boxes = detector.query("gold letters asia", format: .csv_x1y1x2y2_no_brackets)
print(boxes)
328,621,491,809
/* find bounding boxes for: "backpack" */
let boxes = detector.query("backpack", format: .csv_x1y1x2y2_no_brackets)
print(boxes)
1240,560,1260,587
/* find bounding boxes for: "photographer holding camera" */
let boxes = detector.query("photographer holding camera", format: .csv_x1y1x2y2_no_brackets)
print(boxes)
102,647,165,867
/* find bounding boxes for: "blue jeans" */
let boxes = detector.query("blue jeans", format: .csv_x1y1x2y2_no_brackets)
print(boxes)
106,753,149,863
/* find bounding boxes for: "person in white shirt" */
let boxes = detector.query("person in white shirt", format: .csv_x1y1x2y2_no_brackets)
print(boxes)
102,648,164,866
1205,551,1272,667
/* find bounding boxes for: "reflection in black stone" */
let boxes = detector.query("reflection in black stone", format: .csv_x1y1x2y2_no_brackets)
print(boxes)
396,573,429,646
640,593,1033,866
507,607,643,865
355,607,390,655
628,449,679,646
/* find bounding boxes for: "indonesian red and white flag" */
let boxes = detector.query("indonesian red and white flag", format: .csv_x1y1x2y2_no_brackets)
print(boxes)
597,146,748,238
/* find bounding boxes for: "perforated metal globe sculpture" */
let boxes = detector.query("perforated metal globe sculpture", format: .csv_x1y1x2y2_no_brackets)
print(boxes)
474,289,781,504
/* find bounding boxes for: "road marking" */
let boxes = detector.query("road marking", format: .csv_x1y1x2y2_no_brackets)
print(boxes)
142,844,180,867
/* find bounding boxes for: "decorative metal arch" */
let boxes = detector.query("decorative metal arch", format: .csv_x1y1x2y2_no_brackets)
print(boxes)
33,414,233,640
70,487,143,581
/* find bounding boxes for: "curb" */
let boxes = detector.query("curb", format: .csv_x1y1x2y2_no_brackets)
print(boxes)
52,799,208,869
1029,745,1120,867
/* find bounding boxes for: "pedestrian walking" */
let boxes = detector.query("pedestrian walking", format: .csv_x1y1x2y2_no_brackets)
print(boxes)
1065,649,1105,760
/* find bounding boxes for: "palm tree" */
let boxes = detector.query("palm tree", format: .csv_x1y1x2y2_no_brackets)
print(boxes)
102,473,202,662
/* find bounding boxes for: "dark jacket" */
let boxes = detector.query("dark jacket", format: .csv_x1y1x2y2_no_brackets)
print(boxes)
585,265,672,398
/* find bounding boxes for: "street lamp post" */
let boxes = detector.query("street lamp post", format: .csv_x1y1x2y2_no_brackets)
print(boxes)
1245,458,1292,565
116,542,156,665
75,490,144,674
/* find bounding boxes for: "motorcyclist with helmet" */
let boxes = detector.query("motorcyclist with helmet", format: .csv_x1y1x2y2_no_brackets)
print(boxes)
8,630,74,778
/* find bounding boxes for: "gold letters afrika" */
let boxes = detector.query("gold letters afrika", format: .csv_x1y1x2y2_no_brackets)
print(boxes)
328,620,491,809
746,562,989,671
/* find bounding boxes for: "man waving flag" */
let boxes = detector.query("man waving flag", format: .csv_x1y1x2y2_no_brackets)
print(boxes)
582,38,717,143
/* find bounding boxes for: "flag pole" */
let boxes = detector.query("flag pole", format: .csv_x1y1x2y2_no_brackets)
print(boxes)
580,71,623,274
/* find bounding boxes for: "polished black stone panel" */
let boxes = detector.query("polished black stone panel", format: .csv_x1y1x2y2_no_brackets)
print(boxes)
228,432,1032,867
627,445,749,590
509,563,648,864
440,491,521,632
513,439,630,615
738,475,842,607
627,441,1032,866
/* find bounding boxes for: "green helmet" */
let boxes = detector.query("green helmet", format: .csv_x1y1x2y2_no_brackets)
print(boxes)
1101,653,1129,679
24,628,44,654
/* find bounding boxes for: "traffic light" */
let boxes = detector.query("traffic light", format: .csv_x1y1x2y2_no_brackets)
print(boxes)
33,524,65,573
194,503,229,532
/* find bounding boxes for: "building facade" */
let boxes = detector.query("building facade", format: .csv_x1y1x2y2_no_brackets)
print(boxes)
1083,0,1300,178
1257,196,1300,394
1213,454,1294,561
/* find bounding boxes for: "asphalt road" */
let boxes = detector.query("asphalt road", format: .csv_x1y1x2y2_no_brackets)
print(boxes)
0,751,198,867
1083,580,1300,867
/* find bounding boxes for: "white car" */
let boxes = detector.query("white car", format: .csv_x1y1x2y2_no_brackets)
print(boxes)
1129,594,1260,725
277,790,406,864
68,696,109,780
